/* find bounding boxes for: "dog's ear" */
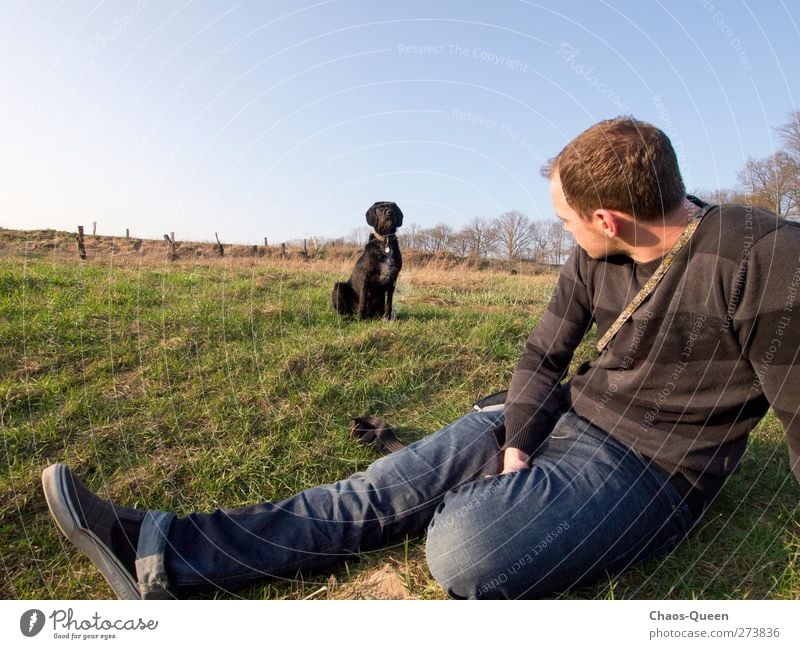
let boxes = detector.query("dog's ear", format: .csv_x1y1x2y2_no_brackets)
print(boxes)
392,204,403,228
365,202,380,227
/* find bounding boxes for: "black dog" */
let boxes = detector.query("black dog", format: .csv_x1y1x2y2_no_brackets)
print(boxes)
332,201,403,320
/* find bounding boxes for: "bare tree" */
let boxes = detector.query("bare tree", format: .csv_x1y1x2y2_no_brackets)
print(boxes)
345,227,371,246
727,111,800,220
776,110,800,159
414,228,432,253
736,152,798,219
775,111,800,219
418,223,453,253
542,221,568,264
462,217,498,258
448,229,471,257
398,223,418,250
494,211,534,262
528,221,553,263
409,223,425,251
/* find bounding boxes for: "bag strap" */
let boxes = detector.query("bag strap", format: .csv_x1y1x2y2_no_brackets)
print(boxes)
595,197,716,354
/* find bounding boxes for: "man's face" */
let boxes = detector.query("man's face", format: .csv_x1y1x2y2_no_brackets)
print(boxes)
550,173,616,259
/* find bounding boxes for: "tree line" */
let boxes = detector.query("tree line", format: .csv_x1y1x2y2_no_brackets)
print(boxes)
693,110,800,219
333,213,575,266
325,111,800,265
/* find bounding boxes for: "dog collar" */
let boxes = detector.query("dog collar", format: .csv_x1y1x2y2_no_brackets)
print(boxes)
372,231,394,254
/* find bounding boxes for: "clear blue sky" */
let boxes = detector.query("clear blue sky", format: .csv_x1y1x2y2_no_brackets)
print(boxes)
1,0,798,244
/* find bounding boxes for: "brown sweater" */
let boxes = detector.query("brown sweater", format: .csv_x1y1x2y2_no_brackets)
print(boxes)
504,201,800,502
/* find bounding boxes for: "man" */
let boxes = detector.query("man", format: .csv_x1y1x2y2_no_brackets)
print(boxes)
42,117,800,599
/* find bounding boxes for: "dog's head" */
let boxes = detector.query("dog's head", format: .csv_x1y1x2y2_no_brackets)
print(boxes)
366,201,403,235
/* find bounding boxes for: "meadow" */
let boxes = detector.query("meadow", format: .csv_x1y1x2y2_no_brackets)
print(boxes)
1,235,797,599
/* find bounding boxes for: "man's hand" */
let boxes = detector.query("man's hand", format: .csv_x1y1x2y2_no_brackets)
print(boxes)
485,447,531,477
501,447,531,474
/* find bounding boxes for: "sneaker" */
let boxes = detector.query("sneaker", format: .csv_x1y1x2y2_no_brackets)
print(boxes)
41,463,143,599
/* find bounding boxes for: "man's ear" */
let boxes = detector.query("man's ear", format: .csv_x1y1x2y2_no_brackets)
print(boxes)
593,209,621,239
365,203,379,228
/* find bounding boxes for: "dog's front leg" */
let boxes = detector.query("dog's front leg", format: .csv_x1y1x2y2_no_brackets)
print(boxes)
357,278,371,320
384,284,395,320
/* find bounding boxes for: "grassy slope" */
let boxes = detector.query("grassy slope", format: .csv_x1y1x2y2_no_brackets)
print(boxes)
0,254,797,599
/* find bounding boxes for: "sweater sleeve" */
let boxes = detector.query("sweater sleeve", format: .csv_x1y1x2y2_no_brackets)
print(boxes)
503,247,594,455
734,225,800,485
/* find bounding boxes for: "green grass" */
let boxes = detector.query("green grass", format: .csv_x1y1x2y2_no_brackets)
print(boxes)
0,256,797,599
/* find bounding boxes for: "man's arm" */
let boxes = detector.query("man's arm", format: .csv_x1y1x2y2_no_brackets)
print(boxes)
735,227,800,485
502,247,594,465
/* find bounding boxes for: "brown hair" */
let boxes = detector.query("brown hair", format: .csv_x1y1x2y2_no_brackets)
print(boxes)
541,117,685,221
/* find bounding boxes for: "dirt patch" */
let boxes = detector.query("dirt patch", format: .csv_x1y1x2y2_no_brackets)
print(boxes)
329,563,414,600
406,295,459,308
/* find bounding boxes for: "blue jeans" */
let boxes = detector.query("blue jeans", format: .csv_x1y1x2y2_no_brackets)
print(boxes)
134,410,701,599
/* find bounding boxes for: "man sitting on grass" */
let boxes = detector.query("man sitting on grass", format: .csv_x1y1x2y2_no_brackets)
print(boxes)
43,117,800,599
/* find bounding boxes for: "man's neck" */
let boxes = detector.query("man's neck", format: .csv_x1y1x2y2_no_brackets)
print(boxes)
625,202,695,264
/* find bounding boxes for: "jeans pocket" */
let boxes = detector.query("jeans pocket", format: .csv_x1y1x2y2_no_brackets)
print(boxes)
549,411,580,439
490,422,505,449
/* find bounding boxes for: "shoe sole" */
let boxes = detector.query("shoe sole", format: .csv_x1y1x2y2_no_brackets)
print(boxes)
41,464,141,600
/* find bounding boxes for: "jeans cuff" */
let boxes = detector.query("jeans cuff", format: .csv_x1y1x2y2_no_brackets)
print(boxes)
135,510,177,599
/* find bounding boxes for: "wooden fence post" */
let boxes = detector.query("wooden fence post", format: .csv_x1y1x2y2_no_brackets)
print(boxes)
280,243,286,258
163,233,177,261
214,232,224,257
125,228,129,239
76,226,86,260
92,222,97,237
